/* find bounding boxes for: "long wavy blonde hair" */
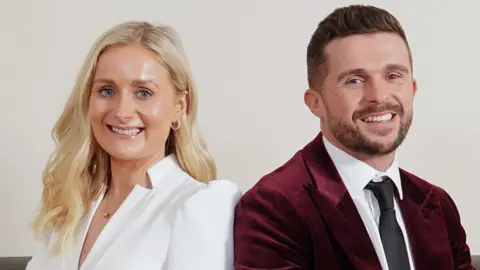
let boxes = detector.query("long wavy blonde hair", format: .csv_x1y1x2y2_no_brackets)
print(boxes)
32,21,217,254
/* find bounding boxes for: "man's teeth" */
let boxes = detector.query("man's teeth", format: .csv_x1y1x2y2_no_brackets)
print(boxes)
111,126,141,136
362,113,393,123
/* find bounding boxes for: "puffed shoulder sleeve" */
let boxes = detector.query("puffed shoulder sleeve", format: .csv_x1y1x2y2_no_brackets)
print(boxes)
167,180,243,270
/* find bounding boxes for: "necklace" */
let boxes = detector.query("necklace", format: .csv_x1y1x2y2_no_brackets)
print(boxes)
103,212,112,219
103,201,112,218
103,188,115,219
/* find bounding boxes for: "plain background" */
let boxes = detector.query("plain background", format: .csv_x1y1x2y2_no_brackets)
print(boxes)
0,0,478,256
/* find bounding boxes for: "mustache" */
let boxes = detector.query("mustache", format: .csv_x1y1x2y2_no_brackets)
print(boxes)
353,103,404,120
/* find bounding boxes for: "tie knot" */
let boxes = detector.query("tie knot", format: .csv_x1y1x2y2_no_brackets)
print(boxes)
365,176,395,211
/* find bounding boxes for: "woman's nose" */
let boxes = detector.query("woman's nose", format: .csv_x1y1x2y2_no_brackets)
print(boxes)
112,95,136,122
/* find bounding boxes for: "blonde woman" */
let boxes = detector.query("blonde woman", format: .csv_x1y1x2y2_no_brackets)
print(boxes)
26,21,242,270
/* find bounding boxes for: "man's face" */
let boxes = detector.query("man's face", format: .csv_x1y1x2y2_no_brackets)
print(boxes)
306,32,416,156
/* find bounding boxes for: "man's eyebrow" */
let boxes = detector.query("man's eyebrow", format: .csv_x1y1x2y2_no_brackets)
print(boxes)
337,68,369,82
385,64,410,74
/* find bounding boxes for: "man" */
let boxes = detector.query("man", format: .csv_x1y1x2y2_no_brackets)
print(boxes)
234,5,475,270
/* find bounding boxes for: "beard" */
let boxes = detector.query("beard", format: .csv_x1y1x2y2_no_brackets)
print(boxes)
325,103,413,156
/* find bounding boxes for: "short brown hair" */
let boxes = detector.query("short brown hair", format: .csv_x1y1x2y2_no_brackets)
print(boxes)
306,5,411,88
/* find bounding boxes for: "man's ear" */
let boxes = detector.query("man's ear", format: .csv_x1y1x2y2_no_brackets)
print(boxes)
304,88,326,118
413,79,417,95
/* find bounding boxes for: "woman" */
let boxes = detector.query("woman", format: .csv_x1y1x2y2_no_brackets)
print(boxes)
26,21,242,270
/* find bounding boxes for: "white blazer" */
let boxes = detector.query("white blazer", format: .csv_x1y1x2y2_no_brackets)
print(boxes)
26,155,243,270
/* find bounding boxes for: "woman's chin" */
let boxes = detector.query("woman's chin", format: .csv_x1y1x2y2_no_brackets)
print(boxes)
104,147,145,162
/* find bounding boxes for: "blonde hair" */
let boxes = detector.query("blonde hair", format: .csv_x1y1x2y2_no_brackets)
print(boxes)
32,21,217,254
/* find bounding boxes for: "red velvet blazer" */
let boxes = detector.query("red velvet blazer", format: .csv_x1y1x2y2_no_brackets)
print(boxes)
234,133,475,270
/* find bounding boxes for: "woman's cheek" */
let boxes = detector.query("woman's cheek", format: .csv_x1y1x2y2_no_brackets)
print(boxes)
138,103,175,127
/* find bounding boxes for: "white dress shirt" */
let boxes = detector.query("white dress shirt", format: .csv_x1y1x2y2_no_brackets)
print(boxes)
323,136,415,270
26,154,242,270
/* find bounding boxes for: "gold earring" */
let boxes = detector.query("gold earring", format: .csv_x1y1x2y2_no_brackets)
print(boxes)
171,119,181,130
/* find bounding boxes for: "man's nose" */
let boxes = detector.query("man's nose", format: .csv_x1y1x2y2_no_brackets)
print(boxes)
363,78,389,103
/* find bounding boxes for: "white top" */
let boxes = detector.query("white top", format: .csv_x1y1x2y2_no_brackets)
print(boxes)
323,136,415,270
26,154,243,270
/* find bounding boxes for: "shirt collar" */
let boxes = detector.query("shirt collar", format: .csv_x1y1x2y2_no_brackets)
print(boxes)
322,136,403,200
146,154,183,189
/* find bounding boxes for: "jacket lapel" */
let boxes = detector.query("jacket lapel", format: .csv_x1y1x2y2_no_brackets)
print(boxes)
80,187,149,270
398,170,455,270
302,134,382,270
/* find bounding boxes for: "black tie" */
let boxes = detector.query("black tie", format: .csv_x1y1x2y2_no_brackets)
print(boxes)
365,177,410,270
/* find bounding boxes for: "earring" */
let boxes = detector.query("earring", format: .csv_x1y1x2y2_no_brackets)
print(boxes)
171,119,181,130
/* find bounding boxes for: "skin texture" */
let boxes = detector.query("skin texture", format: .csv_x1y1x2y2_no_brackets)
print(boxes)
304,33,417,171
79,44,187,267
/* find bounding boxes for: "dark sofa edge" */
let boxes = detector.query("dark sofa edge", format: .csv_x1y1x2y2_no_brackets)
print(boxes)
0,255,478,269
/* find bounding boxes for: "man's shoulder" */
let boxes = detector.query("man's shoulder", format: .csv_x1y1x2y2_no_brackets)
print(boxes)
241,150,311,205
400,168,449,195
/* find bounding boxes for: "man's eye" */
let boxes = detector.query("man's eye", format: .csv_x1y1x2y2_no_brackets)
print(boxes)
348,78,362,84
388,73,401,80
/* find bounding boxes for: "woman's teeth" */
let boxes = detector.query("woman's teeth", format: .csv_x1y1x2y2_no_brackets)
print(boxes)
362,113,393,123
111,126,142,136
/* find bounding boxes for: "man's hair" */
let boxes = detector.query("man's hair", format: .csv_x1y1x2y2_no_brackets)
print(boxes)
306,5,411,88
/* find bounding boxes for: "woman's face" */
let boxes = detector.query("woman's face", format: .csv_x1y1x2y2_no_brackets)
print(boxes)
88,44,186,162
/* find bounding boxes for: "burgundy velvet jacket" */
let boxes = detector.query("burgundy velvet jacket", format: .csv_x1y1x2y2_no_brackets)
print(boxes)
234,133,475,270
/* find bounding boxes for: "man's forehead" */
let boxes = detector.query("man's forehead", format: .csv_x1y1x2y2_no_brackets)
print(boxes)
324,32,411,71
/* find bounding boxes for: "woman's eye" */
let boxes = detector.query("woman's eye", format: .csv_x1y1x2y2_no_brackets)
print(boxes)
100,88,114,96
137,89,152,99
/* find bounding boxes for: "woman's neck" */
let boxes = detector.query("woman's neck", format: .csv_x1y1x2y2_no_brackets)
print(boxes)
108,154,164,192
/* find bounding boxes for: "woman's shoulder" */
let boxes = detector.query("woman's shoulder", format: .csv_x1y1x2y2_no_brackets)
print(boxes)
181,179,243,213
166,179,243,268
199,179,242,195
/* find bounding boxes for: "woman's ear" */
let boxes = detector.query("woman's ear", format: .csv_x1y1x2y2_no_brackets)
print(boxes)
175,91,189,118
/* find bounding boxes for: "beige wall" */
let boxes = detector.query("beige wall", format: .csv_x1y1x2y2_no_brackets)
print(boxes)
0,0,478,256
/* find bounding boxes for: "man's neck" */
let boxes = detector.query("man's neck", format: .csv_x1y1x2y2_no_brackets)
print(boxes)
323,133,395,172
